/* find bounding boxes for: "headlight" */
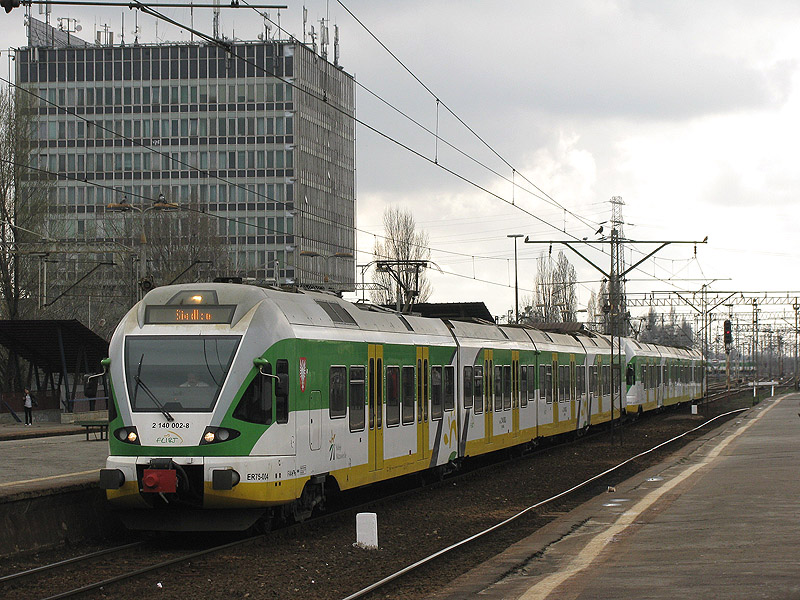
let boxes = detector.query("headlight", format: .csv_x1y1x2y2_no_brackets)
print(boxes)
199,426,240,445
114,426,140,445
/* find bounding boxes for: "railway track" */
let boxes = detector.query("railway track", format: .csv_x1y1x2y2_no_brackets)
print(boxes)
0,537,264,600
4,389,777,599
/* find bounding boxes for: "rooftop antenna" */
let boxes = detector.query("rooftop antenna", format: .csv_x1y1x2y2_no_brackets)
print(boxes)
320,18,328,59
302,5,307,43
40,0,50,27
212,0,220,39
309,24,316,54
96,23,112,46
120,11,125,45
131,11,140,44
334,23,339,66
263,12,271,40
57,17,81,45
190,1,194,42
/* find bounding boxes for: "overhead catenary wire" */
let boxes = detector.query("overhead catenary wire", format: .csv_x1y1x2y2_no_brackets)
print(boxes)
7,5,698,297
0,75,573,268
333,0,601,233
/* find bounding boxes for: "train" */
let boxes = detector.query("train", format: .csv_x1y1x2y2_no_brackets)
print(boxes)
99,282,703,530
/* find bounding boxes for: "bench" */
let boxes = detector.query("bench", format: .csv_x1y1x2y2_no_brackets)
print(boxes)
77,420,109,441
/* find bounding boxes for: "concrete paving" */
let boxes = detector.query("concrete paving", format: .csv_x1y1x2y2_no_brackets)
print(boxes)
0,430,107,500
437,393,800,600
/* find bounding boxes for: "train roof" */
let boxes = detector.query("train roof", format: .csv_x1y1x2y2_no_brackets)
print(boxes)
135,284,702,359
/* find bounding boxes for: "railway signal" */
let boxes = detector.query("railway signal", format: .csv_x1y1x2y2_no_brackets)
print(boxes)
724,319,733,348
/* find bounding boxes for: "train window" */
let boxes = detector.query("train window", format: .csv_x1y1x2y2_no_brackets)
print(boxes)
576,366,585,398
520,366,527,407
559,365,568,402
463,366,474,409
525,365,534,407
591,365,598,397
570,364,576,402
349,366,365,432
376,358,383,428
444,366,455,411
602,365,610,397
276,359,289,424
431,366,443,420
502,365,511,410
329,366,346,418
494,365,503,412
539,365,547,403
369,358,375,430
473,365,484,413
417,359,423,423
401,366,415,424
385,366,400,427
125,335,239,413
423,359,429,421
486,360,492,412
233,370,272,425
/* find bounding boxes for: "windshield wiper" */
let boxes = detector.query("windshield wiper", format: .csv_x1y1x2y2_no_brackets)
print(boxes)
133,354,174,422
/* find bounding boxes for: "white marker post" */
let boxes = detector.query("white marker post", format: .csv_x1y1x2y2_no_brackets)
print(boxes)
356,512,378,549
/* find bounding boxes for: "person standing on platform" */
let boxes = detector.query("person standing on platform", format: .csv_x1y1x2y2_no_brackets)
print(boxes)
23,388,36,426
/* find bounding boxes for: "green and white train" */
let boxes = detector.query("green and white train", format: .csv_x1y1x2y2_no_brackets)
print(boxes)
100,283,703,530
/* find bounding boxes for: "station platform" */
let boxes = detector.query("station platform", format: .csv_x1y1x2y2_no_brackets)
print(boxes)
0,423,106,501
0,420,84,442
438,393,800,600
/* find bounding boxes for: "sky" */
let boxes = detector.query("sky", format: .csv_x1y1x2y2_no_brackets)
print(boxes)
1,0,799,324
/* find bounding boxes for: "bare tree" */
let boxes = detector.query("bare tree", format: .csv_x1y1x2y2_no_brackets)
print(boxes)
0,86,53,321
101,201,231,306
586,290,599,328
526,250,577,323
370,206,432,308
639,307,695,347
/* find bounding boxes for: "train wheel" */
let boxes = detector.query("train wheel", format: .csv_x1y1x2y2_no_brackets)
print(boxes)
251,512,274,534
292,476,326,522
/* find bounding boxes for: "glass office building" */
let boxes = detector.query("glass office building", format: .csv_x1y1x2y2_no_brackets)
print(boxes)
15,18,356,294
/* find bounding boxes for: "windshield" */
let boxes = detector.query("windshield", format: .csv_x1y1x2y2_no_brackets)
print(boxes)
125,336,241,413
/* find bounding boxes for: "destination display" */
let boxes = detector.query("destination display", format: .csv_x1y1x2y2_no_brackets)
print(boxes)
145,305,237,324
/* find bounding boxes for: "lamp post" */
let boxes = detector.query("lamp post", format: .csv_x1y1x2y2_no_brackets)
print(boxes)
299,250,354,291
106,194,178,300
507,234,523,323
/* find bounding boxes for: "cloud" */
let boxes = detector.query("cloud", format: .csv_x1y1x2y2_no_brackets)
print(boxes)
342,0,797,124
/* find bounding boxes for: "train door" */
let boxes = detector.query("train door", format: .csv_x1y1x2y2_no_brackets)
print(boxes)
309,390,321,451
512,352,520,439
484,350,493,445
586,355,597,425
596,357,603,416
368,345,384,471
416,347,429,461
570,358,576,422
552,357,559,426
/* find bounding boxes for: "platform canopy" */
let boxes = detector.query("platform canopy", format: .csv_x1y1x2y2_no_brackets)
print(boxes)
0,320,109,411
